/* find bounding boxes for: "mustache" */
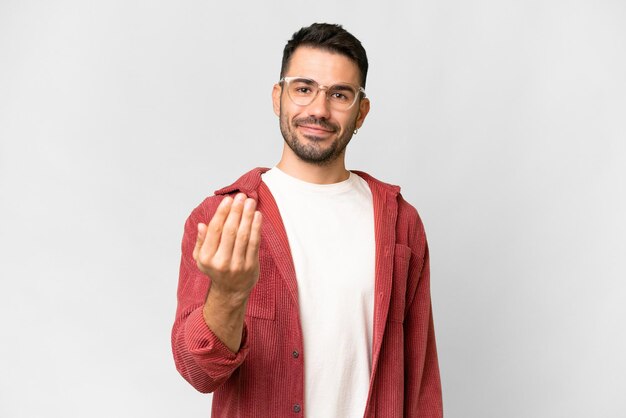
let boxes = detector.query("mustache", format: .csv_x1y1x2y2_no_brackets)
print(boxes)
293,117,338,132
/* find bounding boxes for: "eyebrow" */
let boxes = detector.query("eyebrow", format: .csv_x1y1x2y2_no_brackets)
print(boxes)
329,84,355,92
293,78,316,85
290,77,357,91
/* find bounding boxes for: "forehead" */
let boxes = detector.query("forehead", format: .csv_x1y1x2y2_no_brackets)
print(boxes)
285,46,360,86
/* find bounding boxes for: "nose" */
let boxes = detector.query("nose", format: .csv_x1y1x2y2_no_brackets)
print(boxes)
305,88,331,119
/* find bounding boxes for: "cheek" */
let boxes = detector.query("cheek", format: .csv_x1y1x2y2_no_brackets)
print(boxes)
338,113,358,131
279,109,297,131
279,101,296,121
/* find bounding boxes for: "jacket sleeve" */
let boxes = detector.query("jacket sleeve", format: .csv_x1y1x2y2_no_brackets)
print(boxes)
404,242,444,417
171,201,250,393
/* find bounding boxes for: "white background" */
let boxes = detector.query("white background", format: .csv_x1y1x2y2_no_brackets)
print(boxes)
1,1,625,417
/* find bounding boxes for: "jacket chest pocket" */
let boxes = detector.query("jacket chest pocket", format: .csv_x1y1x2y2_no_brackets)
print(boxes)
388,244,412,323
245,252,276,321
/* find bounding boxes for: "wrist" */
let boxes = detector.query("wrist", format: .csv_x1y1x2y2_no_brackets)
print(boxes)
205,284,251,311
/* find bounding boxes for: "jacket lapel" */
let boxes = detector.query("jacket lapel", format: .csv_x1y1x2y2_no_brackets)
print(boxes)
372,183,398,371
257,181,300,306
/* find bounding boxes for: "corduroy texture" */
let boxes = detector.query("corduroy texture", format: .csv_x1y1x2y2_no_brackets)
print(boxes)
171,168,443,417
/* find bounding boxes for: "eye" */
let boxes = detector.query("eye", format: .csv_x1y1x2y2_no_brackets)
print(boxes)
330,92,349,101
328,88,355,103
290,81,316,96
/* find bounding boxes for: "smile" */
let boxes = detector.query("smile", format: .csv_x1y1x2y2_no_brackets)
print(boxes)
297,124,335,135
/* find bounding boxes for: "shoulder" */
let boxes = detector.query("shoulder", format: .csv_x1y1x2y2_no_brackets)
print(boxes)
397,193,428,257
186,167,270,224
351,170,400,194
352,169,423,224
352,169,427,256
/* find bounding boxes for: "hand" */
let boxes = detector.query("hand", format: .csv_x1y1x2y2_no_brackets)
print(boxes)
193,193,263,300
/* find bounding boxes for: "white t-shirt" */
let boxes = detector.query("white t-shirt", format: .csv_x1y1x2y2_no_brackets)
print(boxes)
262,167,376,418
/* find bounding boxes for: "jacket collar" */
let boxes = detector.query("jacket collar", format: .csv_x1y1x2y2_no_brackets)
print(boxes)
214,167,401,198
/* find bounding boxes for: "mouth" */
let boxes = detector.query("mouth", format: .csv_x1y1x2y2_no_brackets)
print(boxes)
297,124,335,136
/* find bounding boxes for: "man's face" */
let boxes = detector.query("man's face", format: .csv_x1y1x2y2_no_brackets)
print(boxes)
272,46,370,166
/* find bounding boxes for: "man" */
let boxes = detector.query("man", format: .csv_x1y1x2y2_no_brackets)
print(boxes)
172,23,442,417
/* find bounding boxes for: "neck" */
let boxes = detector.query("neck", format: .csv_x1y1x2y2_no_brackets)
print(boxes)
276,147,350,185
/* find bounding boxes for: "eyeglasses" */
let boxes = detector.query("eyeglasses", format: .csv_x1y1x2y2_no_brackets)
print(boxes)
279,76,366,111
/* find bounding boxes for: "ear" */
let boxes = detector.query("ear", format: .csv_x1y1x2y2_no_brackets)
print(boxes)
355,97,370,130
272,84,282,117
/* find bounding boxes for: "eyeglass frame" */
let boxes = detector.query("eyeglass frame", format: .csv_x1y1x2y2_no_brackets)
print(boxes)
279,76,367,110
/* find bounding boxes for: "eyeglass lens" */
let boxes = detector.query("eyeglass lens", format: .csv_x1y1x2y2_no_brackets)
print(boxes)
286,78,358,109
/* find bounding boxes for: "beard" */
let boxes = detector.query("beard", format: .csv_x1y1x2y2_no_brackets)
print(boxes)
279,111,356,166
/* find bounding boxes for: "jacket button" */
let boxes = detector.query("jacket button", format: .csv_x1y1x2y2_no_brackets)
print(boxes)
292,350,299,358
293,404,301,413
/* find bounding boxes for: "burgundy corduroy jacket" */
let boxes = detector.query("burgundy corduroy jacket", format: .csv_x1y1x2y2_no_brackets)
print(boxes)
172,168,443,417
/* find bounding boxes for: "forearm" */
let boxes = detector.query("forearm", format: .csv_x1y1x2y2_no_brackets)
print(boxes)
203,287,251,353
172,257,251,393
172,302,250,393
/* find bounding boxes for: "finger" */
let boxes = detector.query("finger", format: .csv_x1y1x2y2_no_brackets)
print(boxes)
245,211,263,269
214,193,247,261
231,198,257,268
193,223,208,262
202,196,233,258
